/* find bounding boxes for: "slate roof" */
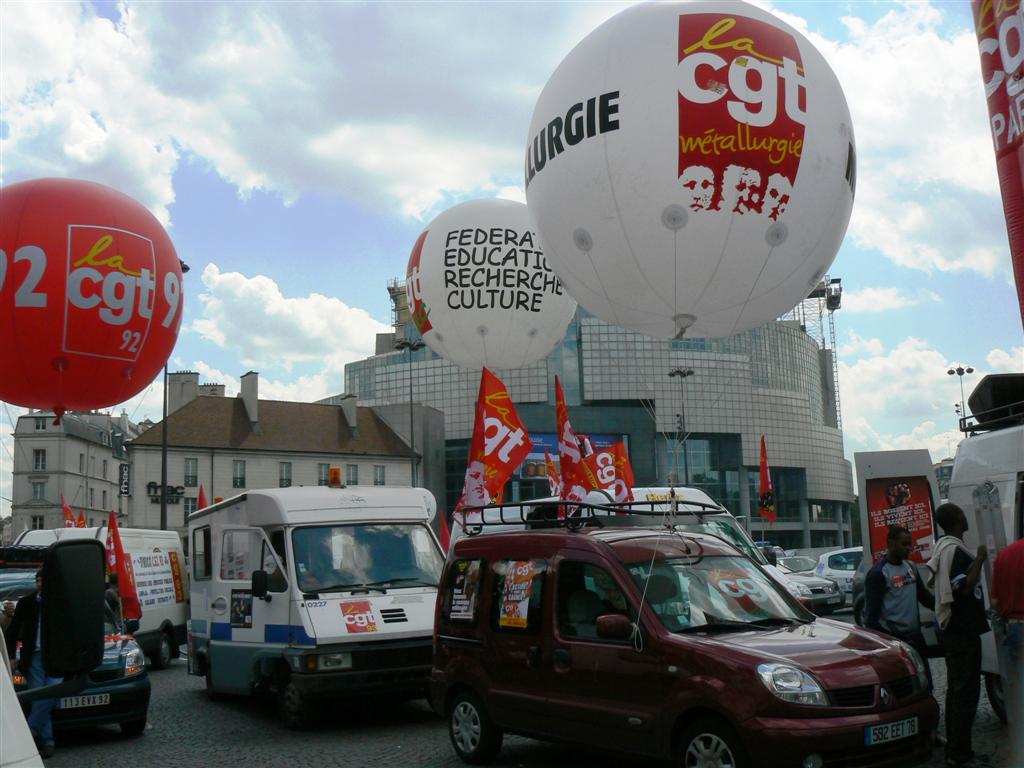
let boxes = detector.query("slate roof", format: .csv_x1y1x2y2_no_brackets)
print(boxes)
129,397,414,457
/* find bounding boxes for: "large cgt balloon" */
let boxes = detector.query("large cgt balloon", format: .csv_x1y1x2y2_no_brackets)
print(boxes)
0,178,183,419
405,198,576,369
525,1,855,339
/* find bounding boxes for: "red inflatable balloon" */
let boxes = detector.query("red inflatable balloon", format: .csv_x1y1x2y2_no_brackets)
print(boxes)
0,178,183,420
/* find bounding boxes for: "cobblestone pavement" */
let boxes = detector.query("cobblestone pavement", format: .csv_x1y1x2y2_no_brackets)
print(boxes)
42,624,1011,768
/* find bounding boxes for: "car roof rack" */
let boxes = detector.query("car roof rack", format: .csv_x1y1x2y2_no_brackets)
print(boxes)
457,493,728,537
0,545,49,568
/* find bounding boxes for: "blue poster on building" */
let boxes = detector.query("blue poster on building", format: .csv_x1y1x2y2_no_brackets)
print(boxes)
517,432,623,479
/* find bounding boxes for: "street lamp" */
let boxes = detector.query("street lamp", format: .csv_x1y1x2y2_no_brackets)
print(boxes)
667,367,695,486
947,364,975,426
161,259,190,531
395,338,425,486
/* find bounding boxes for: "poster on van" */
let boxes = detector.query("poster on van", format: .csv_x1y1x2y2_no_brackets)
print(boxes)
230,589,253,628
499,560,535,628
341,600,378,633
865,475,935,563
130,550,186,609
450,560,482,622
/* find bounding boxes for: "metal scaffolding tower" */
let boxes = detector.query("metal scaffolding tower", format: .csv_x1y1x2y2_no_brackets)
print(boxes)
780,277,843,429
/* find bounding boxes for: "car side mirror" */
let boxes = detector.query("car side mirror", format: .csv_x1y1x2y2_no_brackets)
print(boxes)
596,613,633,640
42,540,105,676
762,546,778,566
252,569,268,599
124,619,140,635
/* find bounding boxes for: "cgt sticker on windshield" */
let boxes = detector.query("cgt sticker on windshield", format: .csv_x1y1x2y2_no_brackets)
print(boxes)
341,599,378,633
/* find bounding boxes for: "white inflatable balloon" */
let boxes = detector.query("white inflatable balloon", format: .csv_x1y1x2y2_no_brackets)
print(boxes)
405,198,577,369
525,1,855,339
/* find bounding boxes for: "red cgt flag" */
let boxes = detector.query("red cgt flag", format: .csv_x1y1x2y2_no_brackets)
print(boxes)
758,434,777,526
76,510,87,528
106,511,142,620
197,484,209,511
438,511,451,553
583,441,635,503
555,377,595,514
455,369,533,524
544,450,561,496
61,495,75,528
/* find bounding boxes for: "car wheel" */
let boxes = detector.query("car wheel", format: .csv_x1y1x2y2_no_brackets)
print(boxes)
152,632,174,670
449,690,502,765
120,718,147,737
278,677,312,730
676,719,745,768
985,672,1007,724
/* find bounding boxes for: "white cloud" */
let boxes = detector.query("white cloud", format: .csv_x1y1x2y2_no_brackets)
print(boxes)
837,330,885,358
841,287,941,313
987,346,1024,372
192,263,389,379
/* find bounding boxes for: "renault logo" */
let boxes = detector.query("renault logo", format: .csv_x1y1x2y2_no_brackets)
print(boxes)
880,687,892,706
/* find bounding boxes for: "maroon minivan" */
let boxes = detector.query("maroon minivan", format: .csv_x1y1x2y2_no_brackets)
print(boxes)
431,525,938,768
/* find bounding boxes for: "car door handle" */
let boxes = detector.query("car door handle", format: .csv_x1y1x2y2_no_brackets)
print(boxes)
552,648,571,666
526,646,541,668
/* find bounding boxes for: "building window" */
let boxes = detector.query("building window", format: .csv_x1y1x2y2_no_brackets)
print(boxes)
102,459,108,479
89,488,95,507
34,417,46,431
79,453,84,473
101,432,109,446
279,462,292,488
33,449,46,471
31,516,45,530
232,460,246,488
31,481,45,501
102,490,107,509
184,457,198,487
346,464,358,485
184,497,198,517
373,465,385,486
318,463,330,486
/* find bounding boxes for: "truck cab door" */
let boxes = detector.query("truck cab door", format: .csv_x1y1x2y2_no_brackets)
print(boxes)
207,525,291,695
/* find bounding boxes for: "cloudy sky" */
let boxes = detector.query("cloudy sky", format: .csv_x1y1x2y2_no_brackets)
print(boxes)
2,0,1022,517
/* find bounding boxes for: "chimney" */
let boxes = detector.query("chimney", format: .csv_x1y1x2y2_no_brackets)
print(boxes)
198,383,226,397
167,371,200,415
339,393,357,431
240,371,261,433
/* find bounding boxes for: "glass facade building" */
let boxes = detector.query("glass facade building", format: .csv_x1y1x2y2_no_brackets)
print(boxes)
345,302,855,550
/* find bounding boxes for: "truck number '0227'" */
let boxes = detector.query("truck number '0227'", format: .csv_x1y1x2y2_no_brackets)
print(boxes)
0,245,182,328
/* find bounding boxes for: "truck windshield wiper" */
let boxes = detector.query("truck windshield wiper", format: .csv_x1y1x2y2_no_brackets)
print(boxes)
362,577,438,588
679,616,806,633
313,583,387,594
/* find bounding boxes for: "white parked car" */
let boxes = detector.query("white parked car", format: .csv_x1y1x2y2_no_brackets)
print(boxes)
814,546,862,598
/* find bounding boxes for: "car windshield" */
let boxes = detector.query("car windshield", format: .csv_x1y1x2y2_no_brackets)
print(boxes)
674,516,764,563
292,523,444,594
627,555,803,632
778,556,817,572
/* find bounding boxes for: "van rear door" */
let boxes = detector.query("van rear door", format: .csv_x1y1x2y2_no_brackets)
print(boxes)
207,526,292,694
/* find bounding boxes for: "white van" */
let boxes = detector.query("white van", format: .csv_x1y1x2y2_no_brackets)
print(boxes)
187,485,444,728
14,526,187,669
948,373,1023,725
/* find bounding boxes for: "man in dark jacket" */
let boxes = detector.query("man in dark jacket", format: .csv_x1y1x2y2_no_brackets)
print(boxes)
864,525,936,684
5,570,60,759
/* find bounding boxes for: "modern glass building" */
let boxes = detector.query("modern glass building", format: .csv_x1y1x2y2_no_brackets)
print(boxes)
345,282,855,550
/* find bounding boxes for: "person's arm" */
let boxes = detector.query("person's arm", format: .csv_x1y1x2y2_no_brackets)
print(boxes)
913,564,935,610
5,599,26,664
863,566,885,630
953,546,988,599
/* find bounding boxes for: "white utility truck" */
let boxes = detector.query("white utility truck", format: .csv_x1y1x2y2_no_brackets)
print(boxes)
187,484,444,728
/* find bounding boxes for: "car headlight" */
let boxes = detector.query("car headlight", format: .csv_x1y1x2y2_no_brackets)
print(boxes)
123,647,146,677
317,652,352,671
898,642,929,692
757,663,829,706
785,580,811,597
